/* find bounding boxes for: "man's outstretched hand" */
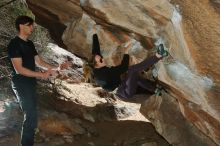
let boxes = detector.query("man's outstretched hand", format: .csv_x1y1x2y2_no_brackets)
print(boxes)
40,68,56,78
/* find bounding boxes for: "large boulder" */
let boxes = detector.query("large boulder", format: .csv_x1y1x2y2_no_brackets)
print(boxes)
26,0,220,145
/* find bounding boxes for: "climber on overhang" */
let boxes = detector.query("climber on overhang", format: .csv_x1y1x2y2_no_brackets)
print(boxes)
89,33,168,98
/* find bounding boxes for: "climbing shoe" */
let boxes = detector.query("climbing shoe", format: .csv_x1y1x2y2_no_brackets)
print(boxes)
154,84,168,96
154,85,164,96
155,87,162,96
152,67,158,79
156,44,169,57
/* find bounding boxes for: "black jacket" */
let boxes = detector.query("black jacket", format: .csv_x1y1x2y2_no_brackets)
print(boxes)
93,54,129,91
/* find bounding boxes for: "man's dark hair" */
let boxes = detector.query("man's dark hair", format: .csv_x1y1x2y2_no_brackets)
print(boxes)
15,15,34,31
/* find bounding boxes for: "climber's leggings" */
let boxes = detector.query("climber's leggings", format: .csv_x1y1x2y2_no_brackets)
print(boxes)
117,55,161,98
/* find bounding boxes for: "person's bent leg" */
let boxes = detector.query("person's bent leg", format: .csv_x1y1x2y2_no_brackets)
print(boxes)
124,55,161,97
137,76,157,93
124,71,139,98
117,47,168,98
128,55,160,73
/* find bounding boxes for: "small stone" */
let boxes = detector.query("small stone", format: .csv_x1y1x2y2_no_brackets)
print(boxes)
88,141,95,146
83,113,95,122
141,142,158,146
45,137,50,142
64,136,73,143
87,132,91,138
49,137,65,145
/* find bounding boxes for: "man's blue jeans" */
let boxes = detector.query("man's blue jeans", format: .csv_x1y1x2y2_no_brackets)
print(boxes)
12,80,37,146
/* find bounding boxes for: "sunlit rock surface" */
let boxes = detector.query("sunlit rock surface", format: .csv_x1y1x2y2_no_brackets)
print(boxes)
0,100,22,138
26,0,220,145
34,44,170,146
140,93,218,146
1,45,171,146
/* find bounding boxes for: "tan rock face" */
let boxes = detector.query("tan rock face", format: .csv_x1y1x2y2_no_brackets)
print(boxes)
170,0,220,83
26,0,220,145
27,0,83,47
140,93,218,146
80,0,174,37
62,13,149,65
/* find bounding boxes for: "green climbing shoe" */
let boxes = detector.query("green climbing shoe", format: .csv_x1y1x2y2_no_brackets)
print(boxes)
154,84,164,96
156,44,169,57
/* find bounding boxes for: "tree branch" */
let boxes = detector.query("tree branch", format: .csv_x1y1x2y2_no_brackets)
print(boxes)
0,33,12,39
0,0,17,9
0,56,8,60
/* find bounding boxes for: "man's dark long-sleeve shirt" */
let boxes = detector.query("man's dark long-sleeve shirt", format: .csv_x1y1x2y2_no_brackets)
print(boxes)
93,54,129,91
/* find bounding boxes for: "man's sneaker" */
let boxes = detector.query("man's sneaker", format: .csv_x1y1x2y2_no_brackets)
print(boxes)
156,44,169,57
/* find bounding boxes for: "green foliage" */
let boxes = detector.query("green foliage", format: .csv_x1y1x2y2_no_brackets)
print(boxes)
31,25,51,54
12,1,31,16
0,0,54,102
0,0,51,80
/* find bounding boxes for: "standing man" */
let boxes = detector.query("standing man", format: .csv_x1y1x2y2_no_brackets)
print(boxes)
7,15,69,146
